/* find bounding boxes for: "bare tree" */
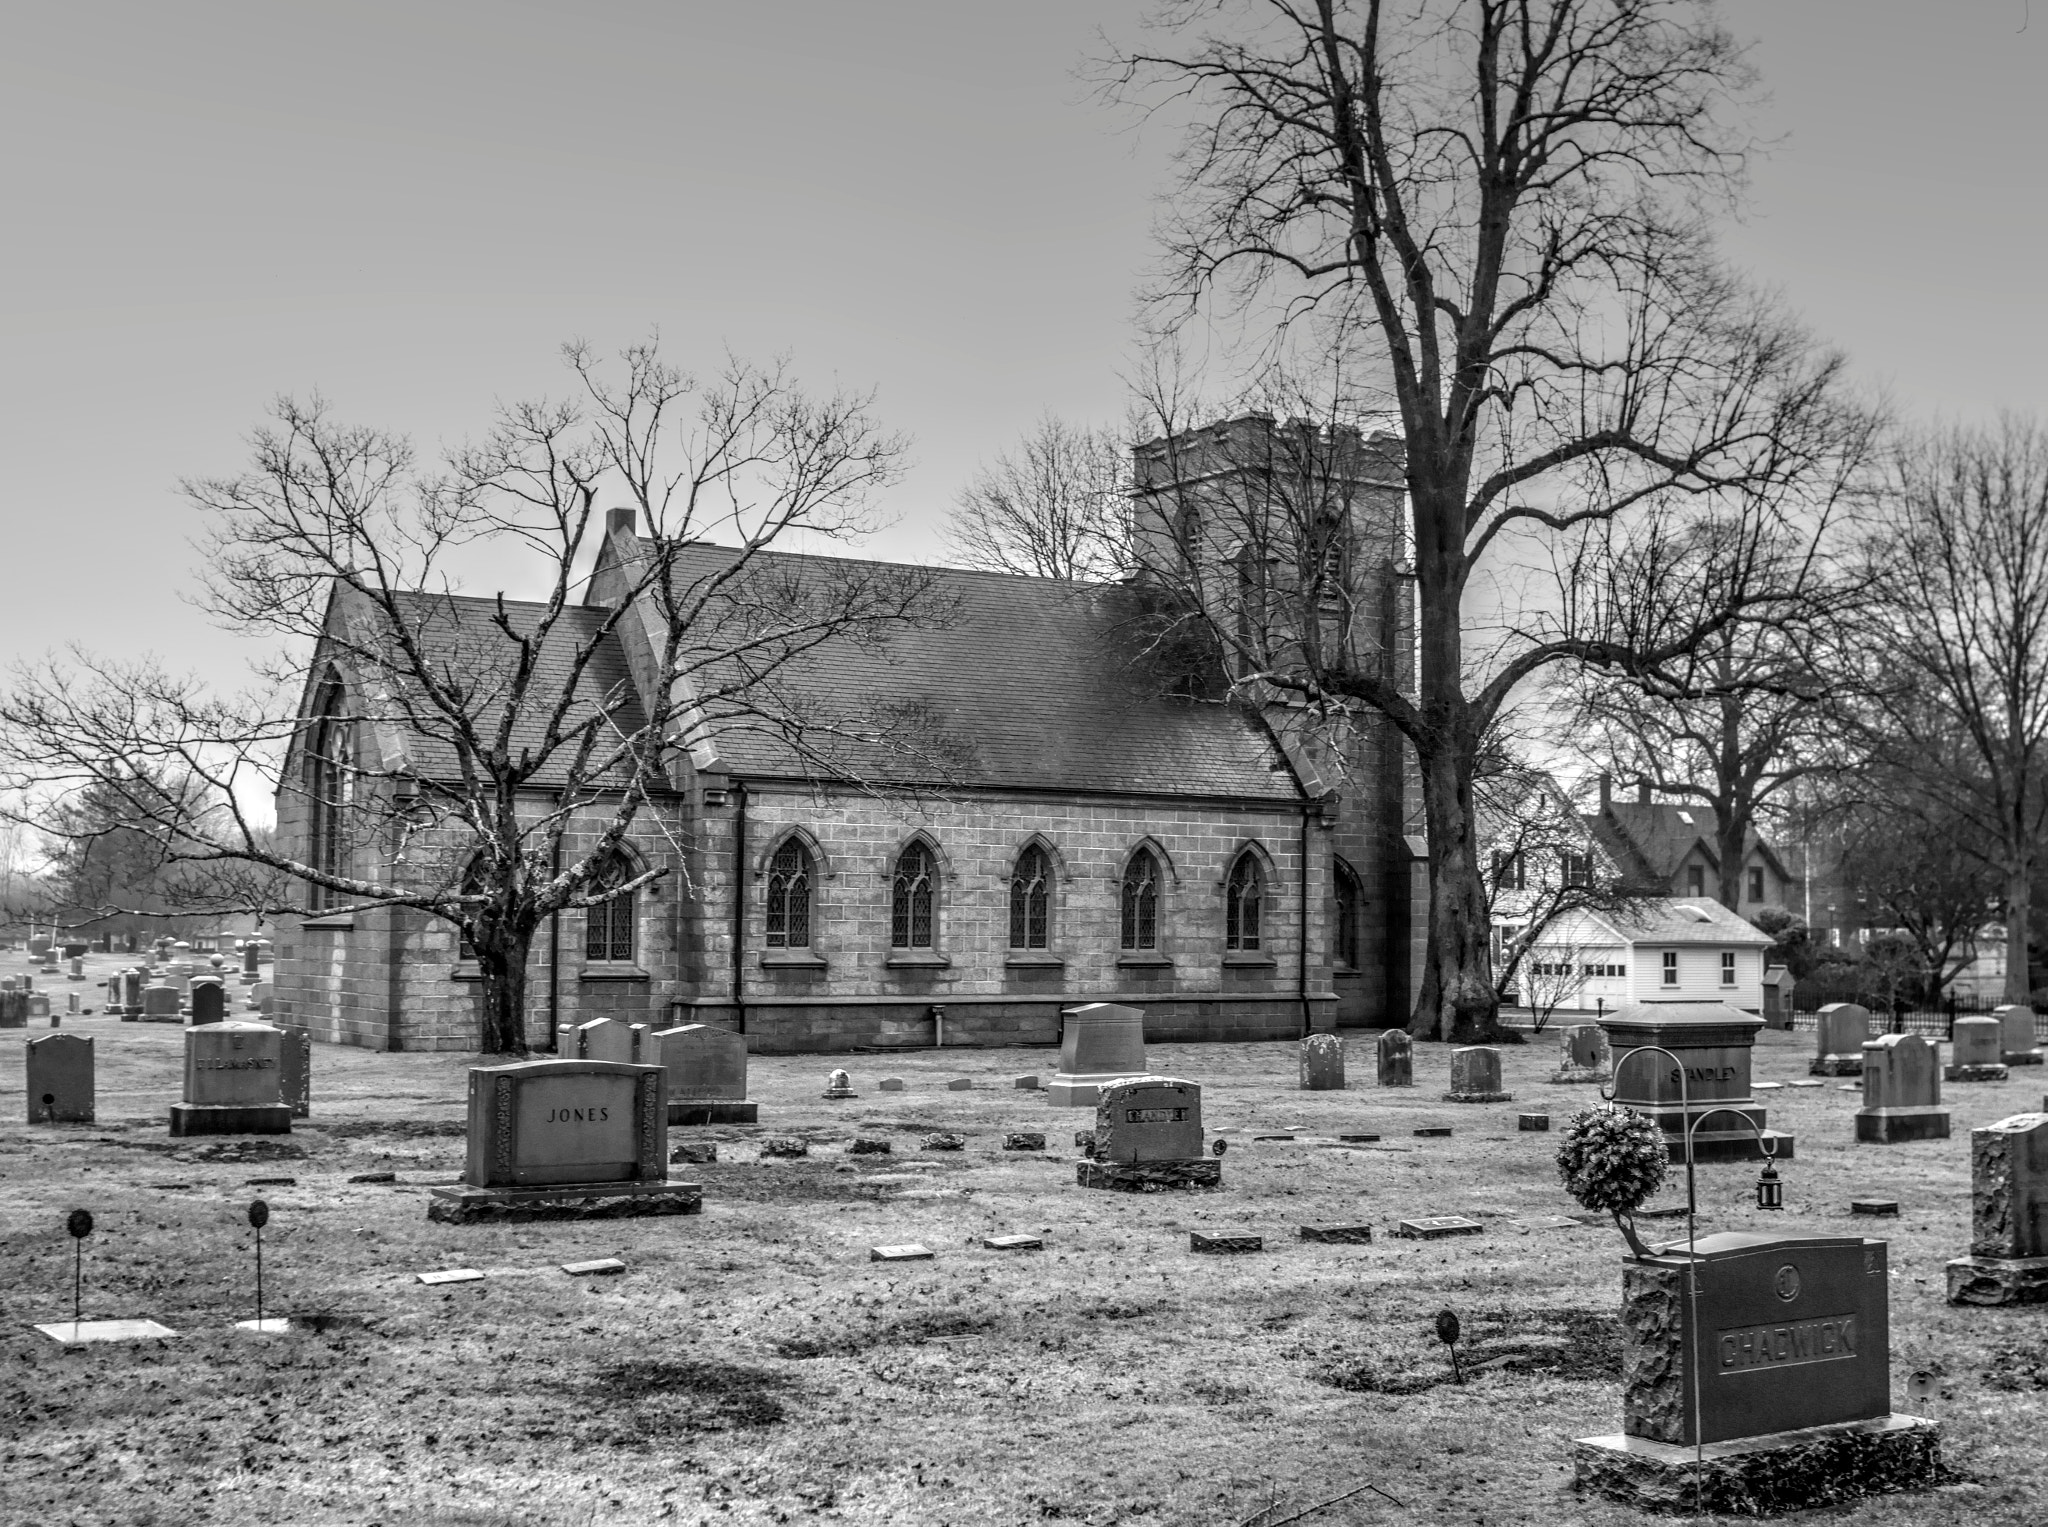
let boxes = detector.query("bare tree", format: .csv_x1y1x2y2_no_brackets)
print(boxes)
945,414,1133,582
0,339,927,1053
1858,416,2048,1003
1106,0,1869,1039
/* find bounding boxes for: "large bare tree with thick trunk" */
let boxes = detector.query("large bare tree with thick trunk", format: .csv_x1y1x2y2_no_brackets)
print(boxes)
1106,0,1867,1039
0,339,927,1053
1859,415,2048,1006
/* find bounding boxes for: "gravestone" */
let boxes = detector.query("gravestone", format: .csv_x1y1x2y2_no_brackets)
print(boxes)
240,940,263,983
1945,1112,2048,1305
170,1021,291,1135
121,969,143,1017
0,991,24,1029
248,981,273,1016
1602,1003,1793,1163
1945,1017,2009,1082
1376,1028,1414,1088
1444,1046,1511,1103
1856,1034,1949,1144
1553,1023,1612,1083
140,981,180,1024
1994,1004,2043,1066
188,979,226,1026
66,956,84,982
277,1023,312,1118
1077,1075,1221,1191
563,1016,634,1064
651,1023,757,1124
1810,1003,1873,1077
26,995,49,1020
26,1032,93,1123
823,1068,857,1099
1047,1002,1148,1106
429,1058,698,1224
1575,1230,1938,1513
1299,1032,1345,1091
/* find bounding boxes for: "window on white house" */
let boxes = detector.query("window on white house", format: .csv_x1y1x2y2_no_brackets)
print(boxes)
1747,867,1765,903
1685,865,1705,897
1721,950,1736,985
1662,951,1679,986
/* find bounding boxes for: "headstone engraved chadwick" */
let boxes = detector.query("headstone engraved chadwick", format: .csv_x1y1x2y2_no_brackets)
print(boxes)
427,1059,700,1224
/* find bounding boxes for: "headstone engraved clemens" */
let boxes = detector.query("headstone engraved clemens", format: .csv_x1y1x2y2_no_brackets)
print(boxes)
427,1059,701,1224
1573,1230,1940,1513
1944,1112,2048,1306
652,1023,758,1124
1299,1032,1346,1091
26,1032,94,1123
1444,1046,1512,1103
1809,1002,1873,1077
1553,1023,1612,1083
1855,1033,1950,1144
1601,1002,1793,1163
1993,1003,2044,1066
1075,1075,1221,1191
1376,1027,1413,1088
170,1021,292,1136
1047,1002,1149,1107
1945,1017,2009,1083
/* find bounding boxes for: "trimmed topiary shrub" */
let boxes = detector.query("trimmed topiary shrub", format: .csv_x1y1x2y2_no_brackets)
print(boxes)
1556,1104,1669,1256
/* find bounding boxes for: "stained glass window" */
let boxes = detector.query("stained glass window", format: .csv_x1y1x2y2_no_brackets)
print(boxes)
1333,859,1361,970
583,851,636,964
891,841,935,949
1226,852,1263,951
1010,844,1050,950
766,840,811,948
1120,849,1159,951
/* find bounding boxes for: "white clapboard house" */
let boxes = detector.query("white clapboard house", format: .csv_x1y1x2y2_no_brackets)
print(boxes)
1511,898,1772,1020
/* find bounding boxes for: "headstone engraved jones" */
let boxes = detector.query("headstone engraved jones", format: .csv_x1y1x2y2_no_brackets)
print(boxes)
461,1059,665,1188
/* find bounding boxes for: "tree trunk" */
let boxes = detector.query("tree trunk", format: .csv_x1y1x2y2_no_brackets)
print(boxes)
1715,813,1748,913
1410,740,1502,1042
2006,860,2032,1005
474,934,533,1056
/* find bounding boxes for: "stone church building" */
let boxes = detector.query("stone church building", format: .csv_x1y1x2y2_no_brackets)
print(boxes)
272,415,1423,1052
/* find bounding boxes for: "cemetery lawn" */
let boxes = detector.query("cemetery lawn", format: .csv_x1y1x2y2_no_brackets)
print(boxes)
4,1009,2047,1525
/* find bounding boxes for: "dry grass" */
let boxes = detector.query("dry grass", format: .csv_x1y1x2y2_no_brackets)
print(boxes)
2,973,2045,1524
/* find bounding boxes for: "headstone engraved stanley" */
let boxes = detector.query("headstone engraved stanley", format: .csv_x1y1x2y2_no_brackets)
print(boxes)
27,1033,93,1123
1076,1075,1221,1191
1553,1023,1612,1083
188,979,226,1026
1376,1027,1414,1088
1809,1003,1873,1077
653,1023,757,1124
1601,1003,1793,1162
1994,1004,2044,1066
1444,1046,1512,1103
277,1023,312,1119
1573,1231,1939,1512
1945,1017,2009,1083
1047,1003,1148,1106
171,1021,291,1136
1944,1112,2048,1305
1299,1032,1346,1091
1855,1033,1949,1144
428,1059,699,1224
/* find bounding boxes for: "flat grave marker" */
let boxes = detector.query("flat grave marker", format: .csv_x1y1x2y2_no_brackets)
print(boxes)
870,1244,934,1262
946,1078,975,1091
878,1078,905,1092
1337,1133,1381,1143
416,1269,485,1286
1298,1223,1373,1243
983,1234,1043,1251
560,1258,627,1277
1393,1216,1484,1239
1190,1232,1262,1254
1851,1200,1900,1217
1413,1126,1453,1138
1517,1113,1550,1132
36,1319,179,1346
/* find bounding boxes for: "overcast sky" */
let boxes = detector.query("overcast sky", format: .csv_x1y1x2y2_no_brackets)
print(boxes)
1,1,2040,684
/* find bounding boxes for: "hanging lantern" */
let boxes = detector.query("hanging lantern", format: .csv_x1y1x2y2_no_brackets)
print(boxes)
1756,1160,1785,1211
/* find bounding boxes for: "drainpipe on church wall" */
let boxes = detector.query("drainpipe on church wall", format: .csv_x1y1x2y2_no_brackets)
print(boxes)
1298,800,1313,1037
546,794,562,1053
730,781,748,1035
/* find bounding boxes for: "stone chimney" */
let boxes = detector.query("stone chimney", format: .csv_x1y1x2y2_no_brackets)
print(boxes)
606,507,637,538
1598,772,1612,811
1637,779,1652,806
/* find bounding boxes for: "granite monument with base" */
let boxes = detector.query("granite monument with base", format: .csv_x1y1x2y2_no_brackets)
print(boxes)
1995,1003,2043,1066
1047,1002,1147,1107
1601,1003,1793,1162
1944,1111,2048,1305
653,1023,758,1124
170,1021,292,1136
428,1059,700,1224
1854,1033,1950,1144
1808,1003,1871,1077
1076,1075,1221,1191
1444,1045,1512,1102
1945,1017,2009,1083
1572,1230,1940,1513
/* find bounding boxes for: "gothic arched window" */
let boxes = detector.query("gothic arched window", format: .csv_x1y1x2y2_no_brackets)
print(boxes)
457,855,487,960
305,680,354,912
1226,851,1264,951
891,841,936,949
583,850,636,964
766,840,812,948
1120,848,1160,951
1333,858,1362,970
1009,843,1051,950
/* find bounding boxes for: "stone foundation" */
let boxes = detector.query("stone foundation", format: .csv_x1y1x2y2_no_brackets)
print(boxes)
2003,1049,2044,1066
169,1103,292,1137
1549,1065,1609,1084
1855,1108,1951,1144
1442,1089,1512,1103
1572,1415,1941,1514
1661,1128,1795,1164
1076,1159,1222,1192
1944,1253,2048,1306
1945,1063,2010,1083
427,1180,704,1224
